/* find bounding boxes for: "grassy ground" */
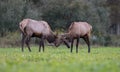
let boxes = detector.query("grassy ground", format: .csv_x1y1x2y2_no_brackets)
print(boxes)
0,46,120,72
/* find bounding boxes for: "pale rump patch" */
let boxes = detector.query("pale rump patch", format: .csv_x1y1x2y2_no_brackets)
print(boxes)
19,19,30,33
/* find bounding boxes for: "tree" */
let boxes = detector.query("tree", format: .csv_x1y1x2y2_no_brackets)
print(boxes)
107,0,120,35
0,0,41,36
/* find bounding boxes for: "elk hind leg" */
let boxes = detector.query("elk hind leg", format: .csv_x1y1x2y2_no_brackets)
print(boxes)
21,34,25,52
83,35,90,53
25,36,31,52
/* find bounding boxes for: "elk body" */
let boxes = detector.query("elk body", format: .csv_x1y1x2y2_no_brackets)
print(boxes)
56,22,92,53
19,19,57,52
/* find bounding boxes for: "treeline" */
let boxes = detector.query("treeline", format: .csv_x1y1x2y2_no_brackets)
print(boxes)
0,0,120,47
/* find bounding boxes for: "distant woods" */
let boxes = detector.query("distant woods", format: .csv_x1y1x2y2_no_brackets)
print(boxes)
107,0,120,35
0,0,120,46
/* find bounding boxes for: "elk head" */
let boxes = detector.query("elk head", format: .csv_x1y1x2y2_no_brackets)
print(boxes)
54,33,70,48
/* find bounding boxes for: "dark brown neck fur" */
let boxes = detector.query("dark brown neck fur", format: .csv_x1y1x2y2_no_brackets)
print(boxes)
46,32,56,43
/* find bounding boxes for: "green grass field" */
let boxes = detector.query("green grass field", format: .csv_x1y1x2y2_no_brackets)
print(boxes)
0,46,120,72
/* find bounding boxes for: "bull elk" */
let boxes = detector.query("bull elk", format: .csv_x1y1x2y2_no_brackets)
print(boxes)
55,22,92,53
19,19,59,52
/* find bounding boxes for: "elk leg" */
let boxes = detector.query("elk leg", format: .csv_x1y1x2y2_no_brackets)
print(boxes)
76,38,79,53
83,35,90,53
21,34,25,52
71,39,74,53
25,36,31,52
39,38,44,52
39,39,42,52
41,38,45,52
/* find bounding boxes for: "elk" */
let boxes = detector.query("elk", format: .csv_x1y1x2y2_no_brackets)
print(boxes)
19,19,59,52
55,22,92,53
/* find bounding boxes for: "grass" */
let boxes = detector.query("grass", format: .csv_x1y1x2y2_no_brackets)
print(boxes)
0,46,120,72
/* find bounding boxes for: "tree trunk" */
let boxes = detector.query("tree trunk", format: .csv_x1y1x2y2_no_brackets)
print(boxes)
117,24,120,35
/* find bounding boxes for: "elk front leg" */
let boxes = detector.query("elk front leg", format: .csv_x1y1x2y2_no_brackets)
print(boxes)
71,39,74,53
76,38,79,53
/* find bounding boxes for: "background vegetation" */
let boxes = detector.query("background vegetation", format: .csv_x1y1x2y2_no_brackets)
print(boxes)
0,0,120,47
